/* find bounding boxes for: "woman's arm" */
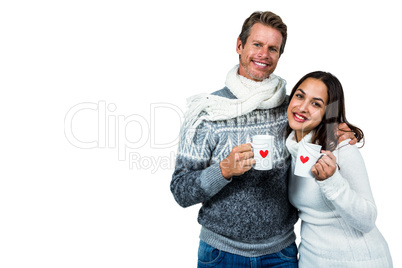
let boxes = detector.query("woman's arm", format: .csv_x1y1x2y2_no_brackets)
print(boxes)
314,143,377,233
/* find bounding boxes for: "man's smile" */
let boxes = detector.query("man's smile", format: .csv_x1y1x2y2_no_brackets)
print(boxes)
252,60,269,68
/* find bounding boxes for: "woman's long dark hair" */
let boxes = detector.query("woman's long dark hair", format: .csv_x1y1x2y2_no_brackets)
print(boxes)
286,71,364,151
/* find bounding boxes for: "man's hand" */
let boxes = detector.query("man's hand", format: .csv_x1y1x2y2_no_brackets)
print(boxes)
337,122,357,145
220,144,255,179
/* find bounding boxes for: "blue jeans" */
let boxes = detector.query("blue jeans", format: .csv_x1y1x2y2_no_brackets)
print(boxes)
197,240,298,268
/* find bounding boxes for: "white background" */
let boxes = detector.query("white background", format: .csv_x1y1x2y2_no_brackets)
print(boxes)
1,0,401,267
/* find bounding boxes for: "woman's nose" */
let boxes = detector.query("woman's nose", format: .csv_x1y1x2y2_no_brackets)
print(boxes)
299,101,309,112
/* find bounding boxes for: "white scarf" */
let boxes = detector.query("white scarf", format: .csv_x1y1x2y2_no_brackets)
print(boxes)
286,131,315,158
184,65,286,140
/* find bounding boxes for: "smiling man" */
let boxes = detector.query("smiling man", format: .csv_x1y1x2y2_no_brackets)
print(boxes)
237,22,284,82
171,11,300,268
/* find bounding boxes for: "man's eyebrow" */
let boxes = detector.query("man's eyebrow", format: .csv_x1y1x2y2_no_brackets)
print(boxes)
251,39,263,44
251,39,279,46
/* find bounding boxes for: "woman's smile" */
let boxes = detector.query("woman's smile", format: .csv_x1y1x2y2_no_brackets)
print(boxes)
293,113,308,123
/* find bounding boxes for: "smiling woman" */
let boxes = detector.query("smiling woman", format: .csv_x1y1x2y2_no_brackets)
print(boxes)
285,71,393,267
286,71,364,151
287,77,328,142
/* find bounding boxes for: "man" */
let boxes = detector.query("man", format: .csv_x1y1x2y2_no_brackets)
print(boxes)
171,11,354,267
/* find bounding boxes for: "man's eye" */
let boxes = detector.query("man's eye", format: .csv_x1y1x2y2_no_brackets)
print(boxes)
254,43,261,47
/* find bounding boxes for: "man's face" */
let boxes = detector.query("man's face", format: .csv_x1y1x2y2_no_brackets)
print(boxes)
236,23,282,81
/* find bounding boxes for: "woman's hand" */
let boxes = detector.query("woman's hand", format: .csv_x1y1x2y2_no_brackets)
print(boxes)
311,151,337,181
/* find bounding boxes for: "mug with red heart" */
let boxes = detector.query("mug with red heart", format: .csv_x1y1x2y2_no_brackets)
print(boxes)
294,141,325,178
251,135,273,170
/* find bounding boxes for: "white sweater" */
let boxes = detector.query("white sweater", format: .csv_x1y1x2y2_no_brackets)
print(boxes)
286,131,393,267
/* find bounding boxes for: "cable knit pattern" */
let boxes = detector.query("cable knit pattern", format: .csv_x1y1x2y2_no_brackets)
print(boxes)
171,68,298,257
286,131,393,267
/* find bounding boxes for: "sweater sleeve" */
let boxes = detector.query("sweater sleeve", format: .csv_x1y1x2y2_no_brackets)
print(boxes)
170,120,231,208
316,142,377,233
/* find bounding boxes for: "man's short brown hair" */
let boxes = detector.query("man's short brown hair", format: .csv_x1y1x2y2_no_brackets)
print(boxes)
239,11,287,56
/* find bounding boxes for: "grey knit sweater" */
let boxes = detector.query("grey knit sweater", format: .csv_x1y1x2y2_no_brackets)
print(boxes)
170,87,298,257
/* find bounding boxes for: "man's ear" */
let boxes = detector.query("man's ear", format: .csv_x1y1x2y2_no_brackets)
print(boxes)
236,37,243,55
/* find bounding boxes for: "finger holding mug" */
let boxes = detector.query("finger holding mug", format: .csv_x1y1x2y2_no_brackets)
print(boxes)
220,143,255,179
312,150,337,181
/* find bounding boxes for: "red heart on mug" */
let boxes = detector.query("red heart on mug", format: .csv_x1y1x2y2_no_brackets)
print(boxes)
260,150,269,158
300,155,309,164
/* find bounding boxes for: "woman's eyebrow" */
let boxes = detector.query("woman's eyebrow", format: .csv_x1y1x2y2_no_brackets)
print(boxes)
312,97,325,104
297,89,325,104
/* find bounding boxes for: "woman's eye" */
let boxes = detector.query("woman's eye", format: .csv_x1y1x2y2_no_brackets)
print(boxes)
295,94,303,99
312,102,322,108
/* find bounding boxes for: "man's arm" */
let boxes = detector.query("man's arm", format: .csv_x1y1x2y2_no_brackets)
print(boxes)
337,122,357,145
170,121,231,208
170,120,256,207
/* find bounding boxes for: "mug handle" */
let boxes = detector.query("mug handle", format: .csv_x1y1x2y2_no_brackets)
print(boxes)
316,153,327,163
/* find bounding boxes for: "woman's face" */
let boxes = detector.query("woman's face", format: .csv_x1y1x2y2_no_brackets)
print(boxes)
287,78,328,141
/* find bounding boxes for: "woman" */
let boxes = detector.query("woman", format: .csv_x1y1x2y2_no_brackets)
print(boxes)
285,71,393,267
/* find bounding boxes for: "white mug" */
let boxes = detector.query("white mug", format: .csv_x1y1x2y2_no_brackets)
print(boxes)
294,140,325,178
251,135,274,171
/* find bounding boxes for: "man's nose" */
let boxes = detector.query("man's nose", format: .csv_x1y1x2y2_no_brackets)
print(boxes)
257,48,268,58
